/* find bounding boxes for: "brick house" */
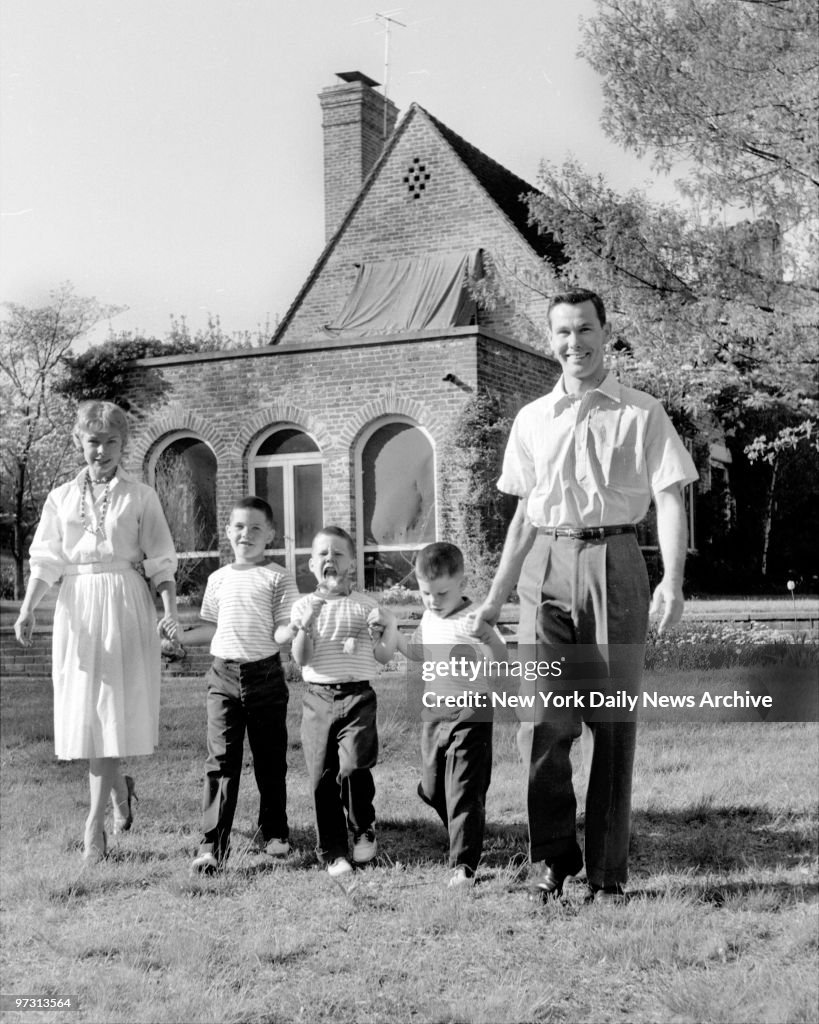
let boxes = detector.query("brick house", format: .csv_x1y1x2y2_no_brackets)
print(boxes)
124,71,688,593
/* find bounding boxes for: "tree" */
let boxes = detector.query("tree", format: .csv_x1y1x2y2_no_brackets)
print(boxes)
57,311,279,410
582,0,818,232
0,284,124,596
56,333,200,409
443,390,515,593
518,0,818,583
166,312,277,351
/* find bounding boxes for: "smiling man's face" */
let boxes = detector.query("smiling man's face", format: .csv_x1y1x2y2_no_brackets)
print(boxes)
548,300,610,394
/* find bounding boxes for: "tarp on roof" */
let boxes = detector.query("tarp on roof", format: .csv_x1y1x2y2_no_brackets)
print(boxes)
323,250,482,337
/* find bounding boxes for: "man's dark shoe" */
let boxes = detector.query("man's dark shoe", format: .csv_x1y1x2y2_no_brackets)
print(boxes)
590,883,627,905
529,850,584,901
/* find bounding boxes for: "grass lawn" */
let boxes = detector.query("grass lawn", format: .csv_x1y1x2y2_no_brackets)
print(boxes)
1,668,817,1024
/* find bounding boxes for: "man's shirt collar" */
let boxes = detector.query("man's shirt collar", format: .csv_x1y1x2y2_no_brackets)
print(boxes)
549,372,621,412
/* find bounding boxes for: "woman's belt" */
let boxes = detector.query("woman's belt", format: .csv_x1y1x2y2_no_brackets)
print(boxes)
63,560,136,576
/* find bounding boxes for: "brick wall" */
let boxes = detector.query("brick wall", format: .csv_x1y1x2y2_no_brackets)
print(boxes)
0,632,213,679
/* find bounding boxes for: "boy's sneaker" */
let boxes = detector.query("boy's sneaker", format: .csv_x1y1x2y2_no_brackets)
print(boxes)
352,827,377,865
191,847,219,875
448,866,474,888
261,837,291,858
327,856,353,878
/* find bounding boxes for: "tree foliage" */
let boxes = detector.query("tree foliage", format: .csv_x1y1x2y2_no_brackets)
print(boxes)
57,312,277,408
583,0,819,229
0,284,124,596
57,335,199,408
445,390,515,593
527,163,818,435
166,312,276,351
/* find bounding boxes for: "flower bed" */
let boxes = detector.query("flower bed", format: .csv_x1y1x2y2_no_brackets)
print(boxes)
644,621,818,671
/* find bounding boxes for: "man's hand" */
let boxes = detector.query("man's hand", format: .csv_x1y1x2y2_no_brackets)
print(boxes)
465,600,502,639
650,578,685,634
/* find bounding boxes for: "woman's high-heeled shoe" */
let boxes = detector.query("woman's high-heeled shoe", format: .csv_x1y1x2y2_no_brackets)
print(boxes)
83,827,108,863
112,775,138,834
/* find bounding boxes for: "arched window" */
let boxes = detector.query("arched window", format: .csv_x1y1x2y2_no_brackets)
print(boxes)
148,433,219,597
355,418,436,590
250,426,323,592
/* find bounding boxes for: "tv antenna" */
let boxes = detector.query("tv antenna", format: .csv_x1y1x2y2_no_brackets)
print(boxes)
354,9,406,137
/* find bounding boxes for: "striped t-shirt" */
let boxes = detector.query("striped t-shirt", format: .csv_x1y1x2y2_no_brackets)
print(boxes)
201,561,299,662
292,590,381,684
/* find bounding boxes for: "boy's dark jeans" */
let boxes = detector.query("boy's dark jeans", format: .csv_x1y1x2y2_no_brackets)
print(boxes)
201,653,289,862
419,716,493,874
300,681,378,864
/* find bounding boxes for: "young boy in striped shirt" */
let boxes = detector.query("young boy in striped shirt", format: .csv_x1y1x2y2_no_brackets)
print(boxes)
182,496,299,874
288,527,398,880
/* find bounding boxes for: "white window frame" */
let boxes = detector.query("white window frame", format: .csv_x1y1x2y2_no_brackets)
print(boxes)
354,416,438,591
249,425,324,579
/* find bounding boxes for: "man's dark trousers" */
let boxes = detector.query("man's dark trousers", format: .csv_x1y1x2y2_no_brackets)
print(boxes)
517,530,650,889
202,653,289,862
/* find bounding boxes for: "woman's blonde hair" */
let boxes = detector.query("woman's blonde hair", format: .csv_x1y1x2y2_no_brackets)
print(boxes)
73,401,130,448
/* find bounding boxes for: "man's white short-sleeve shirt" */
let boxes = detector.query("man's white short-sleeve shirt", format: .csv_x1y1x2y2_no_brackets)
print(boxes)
498,374,699,527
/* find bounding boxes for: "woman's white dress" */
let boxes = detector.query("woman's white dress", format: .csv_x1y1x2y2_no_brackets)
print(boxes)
28,468,177,760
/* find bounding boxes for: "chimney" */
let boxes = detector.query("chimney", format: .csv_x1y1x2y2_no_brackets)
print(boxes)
319,71,399,241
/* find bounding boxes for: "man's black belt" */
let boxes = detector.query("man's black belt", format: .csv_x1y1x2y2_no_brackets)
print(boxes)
539,525,636,540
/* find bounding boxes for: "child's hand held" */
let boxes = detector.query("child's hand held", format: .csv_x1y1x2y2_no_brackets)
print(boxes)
161,635,186,661
157,615,179,640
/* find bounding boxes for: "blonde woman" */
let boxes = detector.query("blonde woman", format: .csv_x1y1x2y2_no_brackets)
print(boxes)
14,401,179,862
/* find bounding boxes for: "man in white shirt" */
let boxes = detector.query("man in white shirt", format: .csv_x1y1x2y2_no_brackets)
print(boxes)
469,288,699,904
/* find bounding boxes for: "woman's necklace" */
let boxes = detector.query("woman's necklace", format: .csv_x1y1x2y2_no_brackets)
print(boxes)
80,470,113,538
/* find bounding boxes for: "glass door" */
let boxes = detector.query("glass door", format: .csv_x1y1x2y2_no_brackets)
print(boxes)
251,429,323,591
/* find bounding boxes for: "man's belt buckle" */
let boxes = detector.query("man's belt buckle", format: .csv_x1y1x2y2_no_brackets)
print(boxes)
561,527,602,540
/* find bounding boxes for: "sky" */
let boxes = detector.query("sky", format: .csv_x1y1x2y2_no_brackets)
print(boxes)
0,0,681,346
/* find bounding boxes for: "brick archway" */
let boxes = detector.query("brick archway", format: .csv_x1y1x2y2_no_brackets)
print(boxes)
337,396,444,449
131,407,230,473
238,404,334,458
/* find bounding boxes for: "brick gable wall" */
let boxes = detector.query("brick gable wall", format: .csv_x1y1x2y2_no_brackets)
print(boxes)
277,108,557,348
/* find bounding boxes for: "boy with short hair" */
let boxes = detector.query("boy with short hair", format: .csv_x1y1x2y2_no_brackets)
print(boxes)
288,526,398,880
182,496,299,874
397,542,506,887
